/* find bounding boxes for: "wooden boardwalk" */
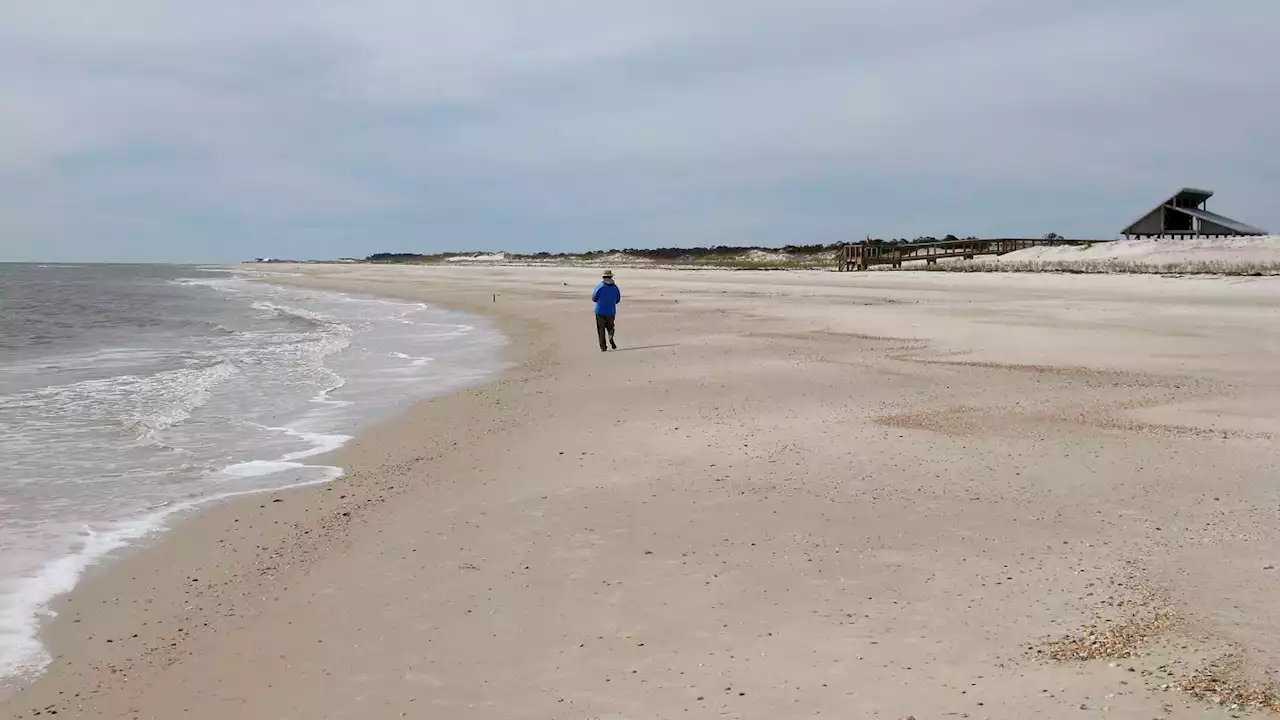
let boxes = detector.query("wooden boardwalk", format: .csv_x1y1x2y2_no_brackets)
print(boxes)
840,237,1103,271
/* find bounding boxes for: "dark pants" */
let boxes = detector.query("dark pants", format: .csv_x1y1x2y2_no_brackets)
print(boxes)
595,313,616,350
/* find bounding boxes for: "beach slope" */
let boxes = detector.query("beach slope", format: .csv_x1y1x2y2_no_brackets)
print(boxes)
6,266,1280,719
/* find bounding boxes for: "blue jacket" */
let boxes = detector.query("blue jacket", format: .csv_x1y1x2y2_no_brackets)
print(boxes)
592,281,621,316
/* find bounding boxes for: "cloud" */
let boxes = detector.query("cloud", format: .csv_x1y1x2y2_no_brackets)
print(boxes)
1,0,1278,261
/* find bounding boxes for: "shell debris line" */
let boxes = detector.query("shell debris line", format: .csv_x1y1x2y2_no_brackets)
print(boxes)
1035,573,1280,715
1037,578,1182,662
1037,606,1182,662
1178,654,1280,714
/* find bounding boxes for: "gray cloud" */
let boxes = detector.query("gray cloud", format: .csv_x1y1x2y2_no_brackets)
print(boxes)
2,0,1277,261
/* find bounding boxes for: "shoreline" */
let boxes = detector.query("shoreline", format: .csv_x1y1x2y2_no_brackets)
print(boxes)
5,266,1280,718
0,272,515,703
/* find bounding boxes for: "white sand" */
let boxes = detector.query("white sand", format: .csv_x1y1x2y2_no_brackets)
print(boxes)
977,236,1280,274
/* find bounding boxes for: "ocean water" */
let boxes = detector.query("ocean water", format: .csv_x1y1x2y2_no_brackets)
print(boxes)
0,264,504,690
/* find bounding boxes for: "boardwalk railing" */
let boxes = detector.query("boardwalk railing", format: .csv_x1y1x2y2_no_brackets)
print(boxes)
840,238,1103,271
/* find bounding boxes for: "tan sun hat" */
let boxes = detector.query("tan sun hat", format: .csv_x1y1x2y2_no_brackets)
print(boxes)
602,270,614,278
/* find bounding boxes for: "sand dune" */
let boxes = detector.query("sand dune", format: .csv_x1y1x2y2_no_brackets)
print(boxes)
973,236,1280,274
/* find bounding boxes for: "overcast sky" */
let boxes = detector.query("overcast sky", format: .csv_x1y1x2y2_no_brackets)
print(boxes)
2,1,1277,262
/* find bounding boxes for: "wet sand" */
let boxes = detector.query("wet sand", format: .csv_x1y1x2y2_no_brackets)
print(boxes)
5,266,1280,719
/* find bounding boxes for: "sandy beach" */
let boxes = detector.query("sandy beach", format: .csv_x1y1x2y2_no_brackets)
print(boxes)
5,265,1280,719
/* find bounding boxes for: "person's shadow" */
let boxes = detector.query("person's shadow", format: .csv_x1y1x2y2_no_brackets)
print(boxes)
611,344,679,353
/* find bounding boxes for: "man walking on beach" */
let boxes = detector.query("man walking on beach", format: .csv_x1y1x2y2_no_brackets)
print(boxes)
592,270,621,352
